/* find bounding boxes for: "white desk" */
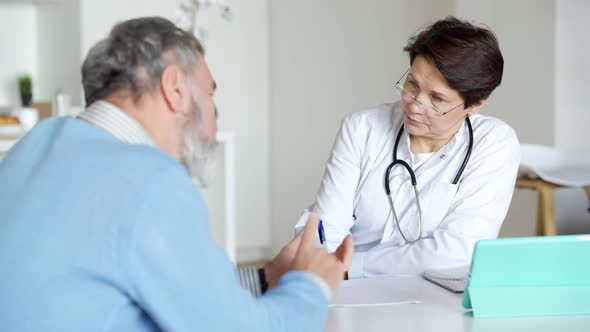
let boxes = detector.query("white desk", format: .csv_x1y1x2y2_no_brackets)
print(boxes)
325,276,590,332
0,134,21,161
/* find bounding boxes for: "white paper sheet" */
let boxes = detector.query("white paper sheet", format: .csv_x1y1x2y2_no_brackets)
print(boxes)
329,276,421,307
518,144,590,187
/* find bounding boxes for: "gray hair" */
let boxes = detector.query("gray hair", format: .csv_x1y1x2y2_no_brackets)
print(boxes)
82,17,204,105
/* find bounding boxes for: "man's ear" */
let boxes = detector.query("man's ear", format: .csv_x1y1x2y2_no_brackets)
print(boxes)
467,99,487,117
160,65,187,113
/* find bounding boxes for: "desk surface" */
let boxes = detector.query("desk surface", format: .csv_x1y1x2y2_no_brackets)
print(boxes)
325,276,590,332
0,132,22,156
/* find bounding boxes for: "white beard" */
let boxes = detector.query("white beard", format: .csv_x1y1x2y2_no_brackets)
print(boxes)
181,91,218,187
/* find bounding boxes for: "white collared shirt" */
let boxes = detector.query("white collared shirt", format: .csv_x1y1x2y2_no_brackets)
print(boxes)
78,101,155,147
296,102,521,278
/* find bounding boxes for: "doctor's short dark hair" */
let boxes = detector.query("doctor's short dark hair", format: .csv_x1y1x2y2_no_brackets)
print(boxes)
82,17,204,106
404,16,504,109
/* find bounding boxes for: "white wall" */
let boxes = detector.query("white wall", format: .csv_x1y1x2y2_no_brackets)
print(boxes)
79,0,176,57
36,0,82,105
0,2,38,106
555,0,590,154
554,0,590,234
269,0,455,253
196,0,271,257
80,0,272,261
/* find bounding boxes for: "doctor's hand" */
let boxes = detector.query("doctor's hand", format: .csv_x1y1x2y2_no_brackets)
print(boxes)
291,215,354,293
264,234,303,289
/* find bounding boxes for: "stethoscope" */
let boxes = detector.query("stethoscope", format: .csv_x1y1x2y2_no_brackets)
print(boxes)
383,117,474,243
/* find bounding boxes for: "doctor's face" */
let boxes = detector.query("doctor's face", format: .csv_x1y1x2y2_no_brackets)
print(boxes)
399,56,478,140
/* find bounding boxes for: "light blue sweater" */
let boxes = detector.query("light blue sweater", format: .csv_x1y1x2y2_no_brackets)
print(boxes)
0,117,328,331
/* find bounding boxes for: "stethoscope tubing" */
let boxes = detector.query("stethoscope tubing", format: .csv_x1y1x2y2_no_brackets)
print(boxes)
383,117,474,243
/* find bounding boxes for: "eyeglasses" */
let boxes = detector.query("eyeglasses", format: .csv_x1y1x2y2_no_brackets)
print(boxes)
394,69,463,117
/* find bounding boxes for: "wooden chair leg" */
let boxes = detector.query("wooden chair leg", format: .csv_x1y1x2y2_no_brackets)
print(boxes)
584,186,590,213
536,190,545,236
538,187,557,236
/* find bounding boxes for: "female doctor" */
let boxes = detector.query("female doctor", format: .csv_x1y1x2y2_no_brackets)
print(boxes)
296,17,520,278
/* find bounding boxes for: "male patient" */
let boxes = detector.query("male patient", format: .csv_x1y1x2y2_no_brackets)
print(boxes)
0,17,352,331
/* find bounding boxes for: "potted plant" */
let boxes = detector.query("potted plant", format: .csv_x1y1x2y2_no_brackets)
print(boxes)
18,74,32,107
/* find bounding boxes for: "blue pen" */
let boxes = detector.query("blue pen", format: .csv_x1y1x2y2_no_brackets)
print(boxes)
318,219,326,247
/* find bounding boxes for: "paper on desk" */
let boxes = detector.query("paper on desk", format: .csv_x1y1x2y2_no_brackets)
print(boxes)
330,277,420,307
518,144,590,187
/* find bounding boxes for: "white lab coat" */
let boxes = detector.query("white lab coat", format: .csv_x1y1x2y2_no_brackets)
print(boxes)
295,102,520,278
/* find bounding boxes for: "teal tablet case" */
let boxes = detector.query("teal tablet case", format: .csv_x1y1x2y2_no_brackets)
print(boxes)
463,234,590,318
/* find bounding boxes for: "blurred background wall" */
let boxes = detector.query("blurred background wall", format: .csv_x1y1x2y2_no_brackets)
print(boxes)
1,0,587,262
